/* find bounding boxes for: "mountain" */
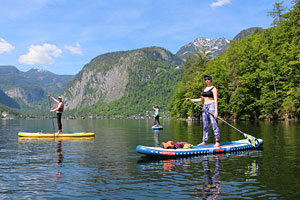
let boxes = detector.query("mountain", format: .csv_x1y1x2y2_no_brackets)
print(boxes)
0,65,21,74
176,37,230,60
23,68,73,88
232,27,264,41
0,88,20,109
0,65,74,108
175,27,264,61
62,47,184,117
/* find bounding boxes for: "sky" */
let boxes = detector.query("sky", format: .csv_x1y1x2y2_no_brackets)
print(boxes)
0,0,293,75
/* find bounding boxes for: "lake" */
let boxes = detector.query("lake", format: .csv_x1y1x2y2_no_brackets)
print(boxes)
1,118,300,199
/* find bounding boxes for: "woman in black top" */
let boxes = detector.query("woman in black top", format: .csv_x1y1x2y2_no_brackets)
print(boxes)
186,75,220,147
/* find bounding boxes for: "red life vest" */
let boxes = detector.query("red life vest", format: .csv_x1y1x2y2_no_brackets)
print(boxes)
161,141,175,149
56,102,64,113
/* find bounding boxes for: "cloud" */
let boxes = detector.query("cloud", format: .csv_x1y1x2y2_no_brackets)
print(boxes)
0,38,14,54
210,0,231,8
19,43,62,65
64,42,83,55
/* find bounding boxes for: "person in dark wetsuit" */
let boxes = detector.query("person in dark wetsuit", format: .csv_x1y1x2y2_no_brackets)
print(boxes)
186,75,220,147
48,95,64,135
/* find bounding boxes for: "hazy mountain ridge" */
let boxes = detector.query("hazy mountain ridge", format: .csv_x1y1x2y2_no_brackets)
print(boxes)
232,27,264,41
0,65,74,109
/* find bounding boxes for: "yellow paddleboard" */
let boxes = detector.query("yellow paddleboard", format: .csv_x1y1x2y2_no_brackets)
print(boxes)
18,132,95,137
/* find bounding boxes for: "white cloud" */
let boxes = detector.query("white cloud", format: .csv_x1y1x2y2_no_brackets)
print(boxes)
64,42,82,55
210,0,231,8
19,43,62,65
0,38,14,54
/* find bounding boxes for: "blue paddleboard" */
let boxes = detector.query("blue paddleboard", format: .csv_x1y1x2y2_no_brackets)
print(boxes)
136,139,263,157
152,126,163,130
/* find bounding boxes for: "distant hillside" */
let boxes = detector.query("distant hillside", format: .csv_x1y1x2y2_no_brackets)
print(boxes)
0,65,74,109
0,88,20,109
0,65,20,74
62,47,184,117
232,27,264,41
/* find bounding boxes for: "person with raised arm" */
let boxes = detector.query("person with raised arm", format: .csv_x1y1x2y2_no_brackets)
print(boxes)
48,95,64,135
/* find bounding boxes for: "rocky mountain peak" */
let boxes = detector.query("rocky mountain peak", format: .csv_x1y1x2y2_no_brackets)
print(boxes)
26,68,53,74
175,37,230,60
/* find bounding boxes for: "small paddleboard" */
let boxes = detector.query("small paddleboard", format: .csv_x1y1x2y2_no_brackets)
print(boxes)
136,139,264,157
152,126,163,130
18,132,95,137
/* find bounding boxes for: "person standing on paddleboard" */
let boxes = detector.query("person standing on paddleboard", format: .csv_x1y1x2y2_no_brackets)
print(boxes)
153,105,160,127
48,95,64,135
186,75,220,147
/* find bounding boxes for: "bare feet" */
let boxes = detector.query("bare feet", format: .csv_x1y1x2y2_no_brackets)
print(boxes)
55,131,62,136
197,142,206,146
214,141,220,148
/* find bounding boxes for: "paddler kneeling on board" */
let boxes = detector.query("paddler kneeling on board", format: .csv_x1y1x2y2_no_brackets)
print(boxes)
48,94,64,135
186,75,220,148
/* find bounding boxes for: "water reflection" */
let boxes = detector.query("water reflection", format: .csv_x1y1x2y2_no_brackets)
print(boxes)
245,160,259,180
153,130,160,147
201,156,221,199
56,139,64,166
137,152,261,199
54,139,64,192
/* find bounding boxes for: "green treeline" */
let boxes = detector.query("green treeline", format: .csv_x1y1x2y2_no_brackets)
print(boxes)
169,2,300,120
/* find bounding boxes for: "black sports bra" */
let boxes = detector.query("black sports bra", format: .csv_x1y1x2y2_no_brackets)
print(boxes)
201,87,214,98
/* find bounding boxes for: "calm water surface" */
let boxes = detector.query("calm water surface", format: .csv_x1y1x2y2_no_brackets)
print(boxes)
0,119,300,199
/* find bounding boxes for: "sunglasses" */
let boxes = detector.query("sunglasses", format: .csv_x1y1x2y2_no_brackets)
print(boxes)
205,78,211,81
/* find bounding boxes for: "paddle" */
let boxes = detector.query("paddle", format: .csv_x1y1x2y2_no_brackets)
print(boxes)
188,100,260,147
48,96,56,134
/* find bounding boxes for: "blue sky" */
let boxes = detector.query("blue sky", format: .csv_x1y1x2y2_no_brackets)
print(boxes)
0,0,292,75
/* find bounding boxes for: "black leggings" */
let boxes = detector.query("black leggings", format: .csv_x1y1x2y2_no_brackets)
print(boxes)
57,113,62,131
154,115,160,125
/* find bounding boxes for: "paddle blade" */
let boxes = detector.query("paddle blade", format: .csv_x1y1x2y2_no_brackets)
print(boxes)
244,133,260,148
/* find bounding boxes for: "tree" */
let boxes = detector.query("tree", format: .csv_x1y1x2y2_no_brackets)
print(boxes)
169,51,210,118
267,1,287,26
290,0,300,48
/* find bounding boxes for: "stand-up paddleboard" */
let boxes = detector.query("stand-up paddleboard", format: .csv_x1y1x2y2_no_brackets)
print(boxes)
136,139,263,157
152,126,163,130
18,132,95,137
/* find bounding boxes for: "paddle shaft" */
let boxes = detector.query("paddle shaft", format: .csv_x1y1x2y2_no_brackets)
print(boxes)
48,96,56,133
189,100,259,147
